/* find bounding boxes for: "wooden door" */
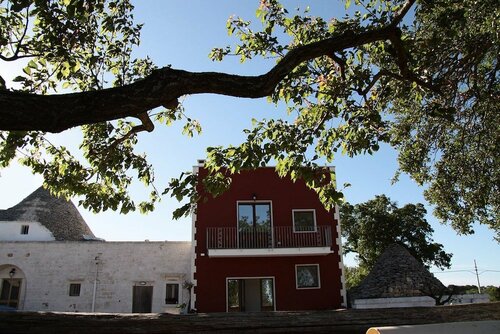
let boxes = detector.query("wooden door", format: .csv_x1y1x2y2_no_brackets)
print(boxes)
132,286,153,313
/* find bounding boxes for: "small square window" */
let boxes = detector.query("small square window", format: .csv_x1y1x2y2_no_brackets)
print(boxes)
296,264,320,289
293,210,316,232
69,283,81,296
20,225,29,235
165,283,179,304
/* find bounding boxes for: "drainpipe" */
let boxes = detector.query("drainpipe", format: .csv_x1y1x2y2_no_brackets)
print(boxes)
91,254,101,312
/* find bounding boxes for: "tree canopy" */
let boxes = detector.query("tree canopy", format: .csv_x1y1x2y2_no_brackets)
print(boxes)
0,0,498,239
341,195,452,271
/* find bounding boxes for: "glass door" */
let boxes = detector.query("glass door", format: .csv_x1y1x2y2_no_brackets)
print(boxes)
227,278,274,312
238,203,272,248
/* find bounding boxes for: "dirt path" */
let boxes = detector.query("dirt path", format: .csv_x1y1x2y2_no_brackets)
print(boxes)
1,302,499,334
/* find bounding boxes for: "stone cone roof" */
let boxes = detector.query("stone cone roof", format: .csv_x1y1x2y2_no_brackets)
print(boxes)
349,244,445,301
0,186,97,241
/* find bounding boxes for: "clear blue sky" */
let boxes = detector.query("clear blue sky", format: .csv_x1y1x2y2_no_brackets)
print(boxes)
0,0,498,287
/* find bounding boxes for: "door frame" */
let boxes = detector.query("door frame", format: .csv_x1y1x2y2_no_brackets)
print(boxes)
236,200,274,248
225,276,276,312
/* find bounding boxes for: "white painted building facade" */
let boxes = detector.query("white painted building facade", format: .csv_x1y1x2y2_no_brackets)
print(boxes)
0,241,191,313
0,187,193,313
0,221,55,242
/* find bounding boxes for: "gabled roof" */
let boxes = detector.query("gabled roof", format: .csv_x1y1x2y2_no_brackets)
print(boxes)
0,186,97,241
349,244,445,300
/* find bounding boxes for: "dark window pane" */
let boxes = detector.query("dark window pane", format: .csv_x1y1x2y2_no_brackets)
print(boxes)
69,283,81,296
293,211,315,231
227,279,241,312
255,204,271,230
238,204,253,231
21,225,29,234
165,283,179,304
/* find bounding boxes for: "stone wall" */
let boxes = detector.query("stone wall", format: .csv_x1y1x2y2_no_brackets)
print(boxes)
0,241,191,313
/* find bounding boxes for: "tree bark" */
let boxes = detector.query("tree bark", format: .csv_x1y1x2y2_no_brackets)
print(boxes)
0,25,397,133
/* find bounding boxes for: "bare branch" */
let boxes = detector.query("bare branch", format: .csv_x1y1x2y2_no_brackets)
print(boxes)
390,0,416,27
13,7,31,59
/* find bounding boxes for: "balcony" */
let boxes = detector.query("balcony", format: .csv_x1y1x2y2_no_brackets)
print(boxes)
205,226,333,257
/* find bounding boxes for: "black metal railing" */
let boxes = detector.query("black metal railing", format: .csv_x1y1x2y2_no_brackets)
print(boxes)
206,225,332,249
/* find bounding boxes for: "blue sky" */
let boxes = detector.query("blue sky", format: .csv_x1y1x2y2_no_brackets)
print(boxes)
0,0,498,287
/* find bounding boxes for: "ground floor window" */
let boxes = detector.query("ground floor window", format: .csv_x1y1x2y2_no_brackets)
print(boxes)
69,283,81,296
227,277,274,312
165,283,179,305
296,264,320,289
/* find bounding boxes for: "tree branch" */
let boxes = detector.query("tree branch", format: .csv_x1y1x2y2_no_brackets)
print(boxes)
390,0,416,27
0,24,409,133
105,112,154,153
359,70,386,96
388,29,441,94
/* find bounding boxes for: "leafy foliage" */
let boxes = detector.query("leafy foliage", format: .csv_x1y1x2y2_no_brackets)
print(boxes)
1,0,160,213
344,265,369,289
203,0,499,238
341,195,452,270
0,0,498,241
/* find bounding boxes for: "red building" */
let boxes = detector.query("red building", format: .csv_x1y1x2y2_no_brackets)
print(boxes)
191,161,346,312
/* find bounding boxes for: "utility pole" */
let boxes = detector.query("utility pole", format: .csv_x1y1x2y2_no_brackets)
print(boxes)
474,259,481,294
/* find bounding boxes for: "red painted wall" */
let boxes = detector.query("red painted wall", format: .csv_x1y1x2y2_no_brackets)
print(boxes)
194,167,343,312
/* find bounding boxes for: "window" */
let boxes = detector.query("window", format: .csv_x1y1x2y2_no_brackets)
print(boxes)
292,210,316,232
165,283,179,304
237,202,272,248
296,264,320,289
20,225,29,235
238,202,272,231
69,283,81,296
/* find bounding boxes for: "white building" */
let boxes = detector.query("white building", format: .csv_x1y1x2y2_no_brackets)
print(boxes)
0,187,192,313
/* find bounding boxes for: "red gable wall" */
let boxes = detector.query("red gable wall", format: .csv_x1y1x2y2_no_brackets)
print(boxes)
193,167,343,312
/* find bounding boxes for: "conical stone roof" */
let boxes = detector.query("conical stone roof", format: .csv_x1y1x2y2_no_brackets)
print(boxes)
349,244,445,300
0,186,96,241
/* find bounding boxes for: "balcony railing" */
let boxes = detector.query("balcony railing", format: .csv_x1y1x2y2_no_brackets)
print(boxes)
206,225,332,250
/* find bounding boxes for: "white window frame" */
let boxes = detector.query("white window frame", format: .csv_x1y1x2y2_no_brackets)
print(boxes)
292,209,317,233
165,282,180,305
295,264,321,290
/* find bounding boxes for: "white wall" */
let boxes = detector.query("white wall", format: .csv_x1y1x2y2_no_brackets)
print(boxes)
0,241,192,313
352,294,491,309
0,221,55,241
352,296,436,309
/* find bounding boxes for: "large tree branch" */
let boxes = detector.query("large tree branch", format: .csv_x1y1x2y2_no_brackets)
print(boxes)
0,24,405,133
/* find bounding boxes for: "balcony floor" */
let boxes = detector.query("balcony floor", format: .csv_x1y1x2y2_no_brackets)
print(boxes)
207,246,333,257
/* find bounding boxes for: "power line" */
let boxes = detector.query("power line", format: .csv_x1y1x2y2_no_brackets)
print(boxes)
431,269,500,274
